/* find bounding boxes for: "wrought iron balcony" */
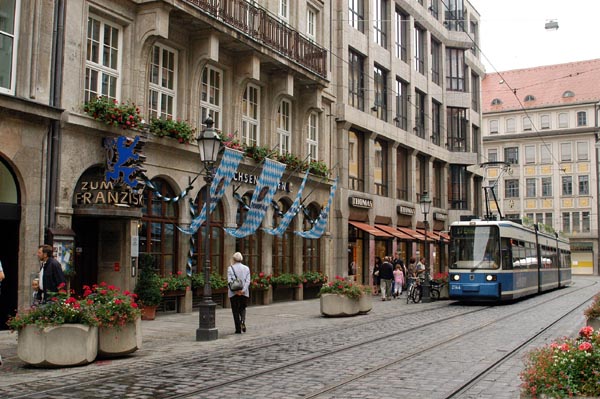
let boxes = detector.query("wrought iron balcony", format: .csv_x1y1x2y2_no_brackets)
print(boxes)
185,0,327,79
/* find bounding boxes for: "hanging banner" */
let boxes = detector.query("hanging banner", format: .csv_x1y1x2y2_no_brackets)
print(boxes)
295,177,338,239
179,148,244,235
263,170,310,236
225,158,286,238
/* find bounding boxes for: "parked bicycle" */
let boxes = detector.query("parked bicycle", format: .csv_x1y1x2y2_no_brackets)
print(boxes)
407,277,442,303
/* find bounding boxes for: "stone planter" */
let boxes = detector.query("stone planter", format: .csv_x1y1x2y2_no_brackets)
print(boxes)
98,317,143,358
320,293,360,317
587,317,600,330
357,294,373,314
18,324,98,367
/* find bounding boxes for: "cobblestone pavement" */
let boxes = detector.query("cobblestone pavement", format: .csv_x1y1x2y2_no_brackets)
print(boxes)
0,276,598,399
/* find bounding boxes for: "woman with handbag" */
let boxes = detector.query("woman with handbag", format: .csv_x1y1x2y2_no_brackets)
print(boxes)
227,252,251,334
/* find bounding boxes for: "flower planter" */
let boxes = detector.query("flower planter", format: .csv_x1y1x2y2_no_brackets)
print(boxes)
357,294,373,314
272,285,295,302
250,288,270,306
98,317,142,358
302,283,323,300
17,324,98,367
141,304,157,320
320,293,360,317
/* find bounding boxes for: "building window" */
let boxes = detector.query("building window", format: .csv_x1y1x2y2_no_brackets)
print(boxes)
563,90,575,98
374,65,387,121
374,140,388,196
505,179,519,198
558,113,568,128
349,0,364,32
541,144,552,163
579,175,589,195
432,100,441,145
307,7,316,40
431,38,441,85
542,177,552,197
524,145,535,164
374,0,387,48
523,116,532,131
582,212,590,232
446,48,465,91
572,212,580,233
279,0,288,20
200,65,222,128
540,114,550,129
0,0,19,94
307,112,318,161
524,94,536,102
348,49,365,111
490,120,498,134
445,0,464,31
302,204,322,272
395,78,408,129
470,20,479,55
414,25,425,74
148,44,177,120
488,148,497,162
505,118,515,133
348,130,364,191
277,99,292,154
235,193,261,270
396,146,409,200
471,73,480,111
545,213,553,228
526,178,536,197
560,143,572,162
561,176,573,196
504,147,518,164
242,83,260,146
415,90,426,138
491,98,502,105
85,15,121,102
140,179,179,276
535,213,543,224
272,199,293,275
430,0,439,19
562,212,570,233
395,8,408,62
447,107,467,151
417,155,427,195
577,142,589,161
449,165,468,209
577,111,587,126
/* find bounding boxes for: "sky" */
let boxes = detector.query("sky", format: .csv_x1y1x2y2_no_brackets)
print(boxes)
469,0,600,73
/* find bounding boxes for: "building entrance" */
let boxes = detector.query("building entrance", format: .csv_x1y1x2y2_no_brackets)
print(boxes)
72,218,99,295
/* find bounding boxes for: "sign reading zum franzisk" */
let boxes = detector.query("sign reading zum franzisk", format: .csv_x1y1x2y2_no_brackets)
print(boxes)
349,196,373,208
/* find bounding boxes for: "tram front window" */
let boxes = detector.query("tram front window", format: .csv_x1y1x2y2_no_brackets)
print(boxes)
450,225,500,270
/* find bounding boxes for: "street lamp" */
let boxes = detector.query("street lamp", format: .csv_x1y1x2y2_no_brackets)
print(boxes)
196,117,221,341
419,191,432,303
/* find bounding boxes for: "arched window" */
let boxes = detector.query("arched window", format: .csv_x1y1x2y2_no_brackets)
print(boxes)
140,178,178,276
491,98,502,105
302,203,321,272
562,90,574,98
272,198,293,275
195,186,224,276
234,192,261,271
524,94,536,102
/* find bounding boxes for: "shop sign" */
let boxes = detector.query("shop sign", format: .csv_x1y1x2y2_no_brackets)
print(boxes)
349,196,373,208
74,180,144,207
233,172,290,192
434,212,447,221
397,205,415,215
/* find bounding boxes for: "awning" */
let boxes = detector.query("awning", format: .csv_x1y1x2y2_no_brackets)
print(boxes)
439,232,450,242
349,221,393,237
417,229,441,242
375,224,414,240
397,227,426,241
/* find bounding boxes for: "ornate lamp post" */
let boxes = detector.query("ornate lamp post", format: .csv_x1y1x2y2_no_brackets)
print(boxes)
420,191,432,303
196,117,221,341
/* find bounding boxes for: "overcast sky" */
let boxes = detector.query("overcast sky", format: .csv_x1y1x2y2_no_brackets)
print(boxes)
469,0,600,73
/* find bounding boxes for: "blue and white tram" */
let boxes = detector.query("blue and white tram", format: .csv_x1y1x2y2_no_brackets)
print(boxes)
448,219,571,301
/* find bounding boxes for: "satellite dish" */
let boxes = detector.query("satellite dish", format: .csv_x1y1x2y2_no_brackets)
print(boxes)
545,20,559,30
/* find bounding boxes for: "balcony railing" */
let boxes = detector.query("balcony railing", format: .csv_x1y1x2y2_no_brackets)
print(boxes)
185,0,327,79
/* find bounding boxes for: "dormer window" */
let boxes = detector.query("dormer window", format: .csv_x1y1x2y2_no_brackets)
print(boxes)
491,98,502,105
562,90,575,98
524,94,536,102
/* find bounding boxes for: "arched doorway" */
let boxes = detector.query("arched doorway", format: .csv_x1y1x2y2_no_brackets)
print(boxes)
0,158,20,330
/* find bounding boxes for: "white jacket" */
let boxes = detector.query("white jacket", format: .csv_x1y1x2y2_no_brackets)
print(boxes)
227,262,251,298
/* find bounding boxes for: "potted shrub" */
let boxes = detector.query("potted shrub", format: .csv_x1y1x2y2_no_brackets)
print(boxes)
85,283,142,358
160,271,191,294
319,276,364,317
149,117,196,144
134,255,163,320
271,273,302,287
271,273,302,302
301,271,327,300
7,283,99,367
83,96,142,130
584,294,600,329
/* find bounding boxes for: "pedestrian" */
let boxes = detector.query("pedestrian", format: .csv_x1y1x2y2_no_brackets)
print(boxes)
393,264,404,298
379,256,394,301
406,257,417,293
37,244,66,303
416,257,426,278
31,278,42,307
372,256,382,295
227,252,251,334
391,253,404,295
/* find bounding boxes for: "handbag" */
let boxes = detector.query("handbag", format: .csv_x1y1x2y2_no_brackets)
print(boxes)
228,266,244,291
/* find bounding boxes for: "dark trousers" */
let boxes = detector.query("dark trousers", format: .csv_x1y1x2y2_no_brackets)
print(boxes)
230,294,248,333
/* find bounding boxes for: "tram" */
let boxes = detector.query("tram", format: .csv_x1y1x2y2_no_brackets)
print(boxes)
448,219,571,301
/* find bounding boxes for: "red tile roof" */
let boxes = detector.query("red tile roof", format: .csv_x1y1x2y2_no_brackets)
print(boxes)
482,58,600,113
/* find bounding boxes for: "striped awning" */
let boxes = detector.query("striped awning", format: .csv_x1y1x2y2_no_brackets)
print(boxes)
349,221,393,237
397,227,426,241
375,224,413,240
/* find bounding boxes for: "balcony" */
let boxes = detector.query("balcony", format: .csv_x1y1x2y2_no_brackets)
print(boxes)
185,0,327,79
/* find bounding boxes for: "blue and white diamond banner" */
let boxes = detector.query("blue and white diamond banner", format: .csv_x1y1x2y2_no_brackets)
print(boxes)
179,148,244,235
225,158,286,238
263,170,310,237
295,177,338,239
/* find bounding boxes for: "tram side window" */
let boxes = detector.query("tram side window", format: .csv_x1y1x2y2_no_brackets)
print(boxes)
512,240,527,268
526,242,536,269
501,238,512,270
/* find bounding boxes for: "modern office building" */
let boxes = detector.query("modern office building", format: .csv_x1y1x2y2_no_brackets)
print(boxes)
481,59,600,275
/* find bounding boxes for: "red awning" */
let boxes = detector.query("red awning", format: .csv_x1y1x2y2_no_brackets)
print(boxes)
439,232,450,242
397,227,426,241
417,229,441,242
375,224,413,240
349,221,393,237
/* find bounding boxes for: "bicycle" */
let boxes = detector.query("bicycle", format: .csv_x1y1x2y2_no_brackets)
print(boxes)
407,277,442,303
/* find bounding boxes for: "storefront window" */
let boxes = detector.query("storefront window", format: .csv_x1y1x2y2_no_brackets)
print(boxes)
195,186,224,276
273,198,293,275
302,204,321,272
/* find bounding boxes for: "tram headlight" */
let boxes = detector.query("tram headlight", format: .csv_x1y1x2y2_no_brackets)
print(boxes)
452,274,460,281
485,274,497,281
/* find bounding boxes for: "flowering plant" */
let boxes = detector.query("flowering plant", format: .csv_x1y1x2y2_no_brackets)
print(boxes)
83,96,142,130
219,132,244,151
431,272,449,284
271,273,302,287
149,117,196,144
308,160,329,177
301,271,328,285
160,271,191,292
84,283,141,328
7,283,97,330
319,276,364,299
584,294,600,319
520,325,600,398
191,271,228,290
250,272,272,290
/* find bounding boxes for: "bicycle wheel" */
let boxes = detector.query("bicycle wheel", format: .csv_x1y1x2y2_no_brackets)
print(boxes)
407,286,412,304
430,288,440,301
412,286,422,303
